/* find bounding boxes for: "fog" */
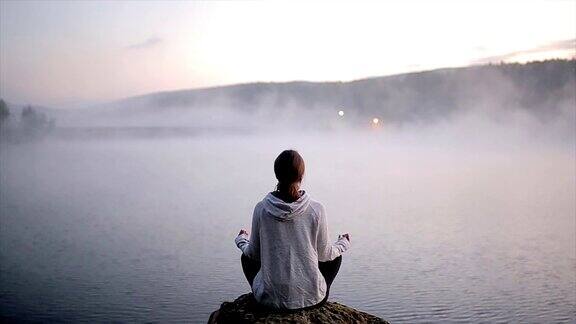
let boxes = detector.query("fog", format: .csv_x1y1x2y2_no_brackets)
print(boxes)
28,60,571,150
1,114,575,322
1,61,575,322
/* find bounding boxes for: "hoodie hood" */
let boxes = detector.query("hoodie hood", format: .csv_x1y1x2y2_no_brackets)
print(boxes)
263,190,311,221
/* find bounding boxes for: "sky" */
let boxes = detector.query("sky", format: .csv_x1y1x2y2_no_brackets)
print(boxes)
0,0,575,108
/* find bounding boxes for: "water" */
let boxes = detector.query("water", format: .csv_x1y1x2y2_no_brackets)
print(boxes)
1,132,575,323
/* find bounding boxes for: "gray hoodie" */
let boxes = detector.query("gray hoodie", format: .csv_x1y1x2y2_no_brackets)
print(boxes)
235,191,350,309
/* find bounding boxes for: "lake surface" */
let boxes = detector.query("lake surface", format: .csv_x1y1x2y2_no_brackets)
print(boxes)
1,132,575,323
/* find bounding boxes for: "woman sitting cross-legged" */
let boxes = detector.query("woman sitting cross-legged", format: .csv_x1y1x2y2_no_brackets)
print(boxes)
235,149,351,311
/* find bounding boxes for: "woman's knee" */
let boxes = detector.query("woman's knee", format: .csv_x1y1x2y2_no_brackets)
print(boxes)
319,255,342,286
241,254,260,286
319,255,342,268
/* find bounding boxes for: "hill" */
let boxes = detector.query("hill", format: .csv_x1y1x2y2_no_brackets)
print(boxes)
4,60,575,130
93,60,575,127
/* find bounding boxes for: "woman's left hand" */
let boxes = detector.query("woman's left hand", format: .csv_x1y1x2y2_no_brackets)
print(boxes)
238,229,248,236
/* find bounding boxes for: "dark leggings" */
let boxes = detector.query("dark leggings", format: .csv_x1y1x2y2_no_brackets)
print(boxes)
241,254,342,308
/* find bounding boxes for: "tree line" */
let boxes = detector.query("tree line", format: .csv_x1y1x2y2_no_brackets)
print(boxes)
0,99,55,142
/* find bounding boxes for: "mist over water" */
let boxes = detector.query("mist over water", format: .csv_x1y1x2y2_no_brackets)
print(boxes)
1,0,574,320
1,114,574,322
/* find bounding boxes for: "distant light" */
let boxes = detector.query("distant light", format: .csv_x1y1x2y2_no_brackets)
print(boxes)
338,110,344,117
372,118,379,125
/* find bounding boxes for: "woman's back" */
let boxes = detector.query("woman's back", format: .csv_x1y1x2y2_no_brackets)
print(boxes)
236,191,350,309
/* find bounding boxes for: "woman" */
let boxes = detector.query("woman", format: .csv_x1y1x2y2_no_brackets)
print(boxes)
235,149,351,310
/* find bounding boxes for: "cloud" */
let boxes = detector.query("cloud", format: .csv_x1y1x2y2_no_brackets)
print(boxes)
126,37,163,50
474,39,576,64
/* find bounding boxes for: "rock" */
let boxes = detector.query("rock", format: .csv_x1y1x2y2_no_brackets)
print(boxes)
208,293,388,324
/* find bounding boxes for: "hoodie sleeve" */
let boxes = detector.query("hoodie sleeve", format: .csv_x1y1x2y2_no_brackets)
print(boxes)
316,204,350,262
235,204,261,260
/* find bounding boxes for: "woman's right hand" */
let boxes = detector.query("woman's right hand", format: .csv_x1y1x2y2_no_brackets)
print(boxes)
341,233,350,242
238,229,248,236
